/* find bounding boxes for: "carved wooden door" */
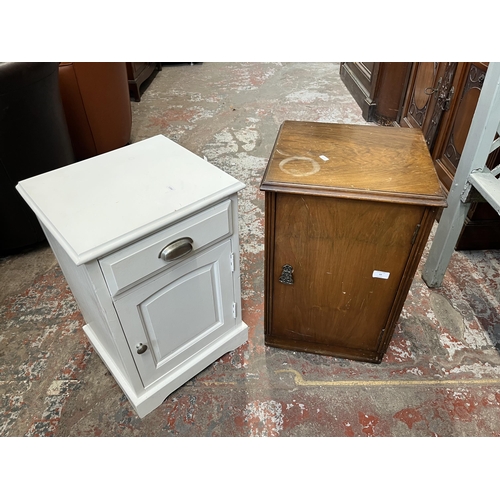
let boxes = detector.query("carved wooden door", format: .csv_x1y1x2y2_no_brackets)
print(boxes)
400,62,459,151
432,62,500,249
400,62,500,249
433,63,488,191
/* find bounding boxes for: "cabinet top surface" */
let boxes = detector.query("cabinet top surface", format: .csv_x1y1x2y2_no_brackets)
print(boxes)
260,121,447,206
17,135,244,264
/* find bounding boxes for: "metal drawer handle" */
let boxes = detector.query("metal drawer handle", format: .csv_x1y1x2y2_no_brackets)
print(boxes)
159,237,194,262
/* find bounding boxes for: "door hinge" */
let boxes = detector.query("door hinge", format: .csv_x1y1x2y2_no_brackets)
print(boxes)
232,302,237,318
230,253,235,272
411,224,421,246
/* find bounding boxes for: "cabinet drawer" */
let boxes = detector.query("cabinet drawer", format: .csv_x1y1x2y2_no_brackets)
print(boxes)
99,200,233,296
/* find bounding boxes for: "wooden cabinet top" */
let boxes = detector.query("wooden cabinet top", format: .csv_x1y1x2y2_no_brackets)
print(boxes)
16,135,244,265
260,121,447,207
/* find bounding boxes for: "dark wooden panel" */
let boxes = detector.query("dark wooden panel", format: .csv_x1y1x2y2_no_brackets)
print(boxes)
126,62,161,102
431,62,500,249
371,63,412,124
269,194,424,354
340,62,378,121
340,62,410,124
400,62,500,249
400,62,448,136
433,63,488,189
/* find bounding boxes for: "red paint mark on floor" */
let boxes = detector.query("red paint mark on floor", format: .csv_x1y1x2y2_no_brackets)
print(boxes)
343,421,355,437
358,412,380,436
393,408,424,429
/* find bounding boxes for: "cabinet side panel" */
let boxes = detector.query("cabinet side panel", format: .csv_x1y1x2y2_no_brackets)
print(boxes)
42,225,130,378
373,63,412,124
229,193,244,324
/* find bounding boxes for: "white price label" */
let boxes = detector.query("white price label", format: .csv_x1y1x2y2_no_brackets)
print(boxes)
372,270,390,280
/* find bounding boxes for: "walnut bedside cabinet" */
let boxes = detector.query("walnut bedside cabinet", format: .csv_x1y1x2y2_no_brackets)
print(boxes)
17,135,248,418
260,121,447,363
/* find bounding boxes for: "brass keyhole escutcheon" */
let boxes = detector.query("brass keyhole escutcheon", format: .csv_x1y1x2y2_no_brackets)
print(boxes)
279,264,294,285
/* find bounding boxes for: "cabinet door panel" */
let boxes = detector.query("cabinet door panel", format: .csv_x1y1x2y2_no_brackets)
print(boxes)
270,194,424,352
400,62,444,132
114,240,234,387
141,265,220,360
433,63,488,191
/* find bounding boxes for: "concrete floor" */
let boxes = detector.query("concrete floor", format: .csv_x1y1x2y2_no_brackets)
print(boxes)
2,63,500,440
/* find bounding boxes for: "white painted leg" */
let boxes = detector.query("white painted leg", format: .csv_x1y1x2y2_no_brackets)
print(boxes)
422,196,471,288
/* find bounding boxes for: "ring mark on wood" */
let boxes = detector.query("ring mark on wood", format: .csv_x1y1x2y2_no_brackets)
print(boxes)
279,156,320,177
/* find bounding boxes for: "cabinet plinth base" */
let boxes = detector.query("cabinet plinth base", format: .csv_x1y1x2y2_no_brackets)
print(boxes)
265,337,383,364
84,321,248,418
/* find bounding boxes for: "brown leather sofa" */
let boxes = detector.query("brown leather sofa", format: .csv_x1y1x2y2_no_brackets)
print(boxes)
58,62,132,162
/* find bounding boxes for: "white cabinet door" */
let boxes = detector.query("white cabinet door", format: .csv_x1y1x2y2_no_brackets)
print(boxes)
113,240,235,387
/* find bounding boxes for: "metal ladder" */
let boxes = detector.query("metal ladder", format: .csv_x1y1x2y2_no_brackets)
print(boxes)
422,62,500,288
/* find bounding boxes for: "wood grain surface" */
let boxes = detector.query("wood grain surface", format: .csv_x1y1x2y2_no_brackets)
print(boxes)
261,121,446,207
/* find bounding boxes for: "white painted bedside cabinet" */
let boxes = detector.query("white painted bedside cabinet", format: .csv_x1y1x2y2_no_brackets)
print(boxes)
16,135,249,418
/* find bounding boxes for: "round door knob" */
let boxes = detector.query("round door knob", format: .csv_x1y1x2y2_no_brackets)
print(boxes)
136,343,148,354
